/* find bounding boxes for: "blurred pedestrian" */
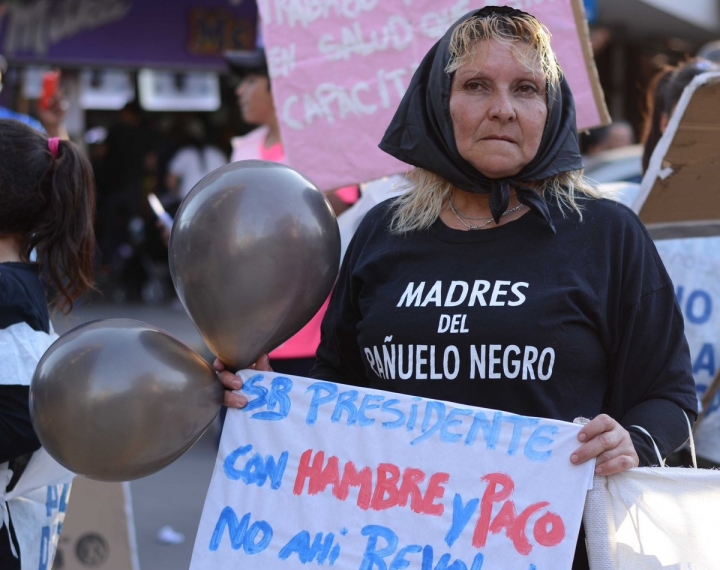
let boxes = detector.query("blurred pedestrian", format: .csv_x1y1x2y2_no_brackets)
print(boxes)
224,47,358,377
225,48,359,218
0,119,96,569
98,101,159,300
165,116,226,202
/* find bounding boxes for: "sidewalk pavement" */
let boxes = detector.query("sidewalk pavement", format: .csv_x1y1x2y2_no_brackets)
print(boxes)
52,300,220,570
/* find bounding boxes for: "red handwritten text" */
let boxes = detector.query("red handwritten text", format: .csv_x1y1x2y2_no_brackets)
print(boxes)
293,449,449,516
473,472,565,555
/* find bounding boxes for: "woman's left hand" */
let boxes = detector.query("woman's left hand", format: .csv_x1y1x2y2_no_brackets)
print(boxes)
570,414,639,475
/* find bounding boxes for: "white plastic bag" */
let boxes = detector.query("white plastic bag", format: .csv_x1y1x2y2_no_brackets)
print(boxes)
583,417,720,569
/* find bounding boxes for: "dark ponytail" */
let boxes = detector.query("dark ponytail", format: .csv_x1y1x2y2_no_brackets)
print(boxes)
0,119,96,313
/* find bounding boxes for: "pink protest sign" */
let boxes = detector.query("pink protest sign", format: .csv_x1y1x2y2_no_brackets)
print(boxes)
257,0,608,190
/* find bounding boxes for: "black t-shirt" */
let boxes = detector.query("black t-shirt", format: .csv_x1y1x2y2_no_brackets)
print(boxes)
313,197,698,466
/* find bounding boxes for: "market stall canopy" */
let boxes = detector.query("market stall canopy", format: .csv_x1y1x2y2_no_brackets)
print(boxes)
634,71,720,239
0,0,257,70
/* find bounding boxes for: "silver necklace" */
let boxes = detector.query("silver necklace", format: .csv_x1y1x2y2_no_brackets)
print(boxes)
448,198,526,230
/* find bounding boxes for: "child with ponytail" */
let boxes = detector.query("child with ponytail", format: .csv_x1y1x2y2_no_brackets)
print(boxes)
0,119,96,569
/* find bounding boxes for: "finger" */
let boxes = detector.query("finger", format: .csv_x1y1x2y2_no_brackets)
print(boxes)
224,391,247,408
213,358,227,372
256,354,273,372
571,429,623,464
577,414,615,442
218,370,243,391
594,452,638,476
593,439,636,466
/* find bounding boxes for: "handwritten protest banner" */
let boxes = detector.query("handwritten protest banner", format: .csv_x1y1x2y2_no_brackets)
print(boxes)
191,372,595,569
655,237,720,464
255,0,608,191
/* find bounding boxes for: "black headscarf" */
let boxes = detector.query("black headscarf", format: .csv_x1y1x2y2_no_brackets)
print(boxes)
378,6,583,232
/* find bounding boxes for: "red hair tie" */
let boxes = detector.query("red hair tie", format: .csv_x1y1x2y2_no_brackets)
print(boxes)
48,137,60,158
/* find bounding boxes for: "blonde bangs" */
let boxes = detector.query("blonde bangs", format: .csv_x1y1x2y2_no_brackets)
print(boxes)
445,12,561,89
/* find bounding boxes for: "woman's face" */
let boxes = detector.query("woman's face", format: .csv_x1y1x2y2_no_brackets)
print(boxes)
449,39,548,179
236,74,275,126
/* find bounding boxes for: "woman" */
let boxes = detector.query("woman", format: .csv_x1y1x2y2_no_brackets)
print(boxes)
217,7,698,567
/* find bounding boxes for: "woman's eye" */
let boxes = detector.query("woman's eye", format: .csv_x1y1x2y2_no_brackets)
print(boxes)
465,81,485,91
517,84,538,94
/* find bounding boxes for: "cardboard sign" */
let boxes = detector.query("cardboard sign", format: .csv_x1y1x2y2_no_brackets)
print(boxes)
256,0,609,191
636,71,720,239
53,479,139,570
655,237,720,463
192,372,595,570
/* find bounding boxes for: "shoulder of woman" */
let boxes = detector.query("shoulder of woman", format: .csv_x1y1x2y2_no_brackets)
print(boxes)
576,196,648,231
355,196,401,233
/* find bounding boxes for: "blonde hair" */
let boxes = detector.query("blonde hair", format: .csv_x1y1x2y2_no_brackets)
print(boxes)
390,11,602,234
390,169,604,234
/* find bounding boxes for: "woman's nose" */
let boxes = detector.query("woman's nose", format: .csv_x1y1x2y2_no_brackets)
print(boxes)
489,91,516,122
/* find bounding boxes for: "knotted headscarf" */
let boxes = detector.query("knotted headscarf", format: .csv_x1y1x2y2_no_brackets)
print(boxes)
378,6,583,233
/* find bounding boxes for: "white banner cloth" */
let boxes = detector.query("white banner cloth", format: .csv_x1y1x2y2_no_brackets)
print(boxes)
192,371,595,569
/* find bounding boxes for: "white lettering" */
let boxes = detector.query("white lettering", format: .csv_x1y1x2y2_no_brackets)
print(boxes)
364,347,378,376
537,348,555,380
373,346,385,379
4,0,131,55
470,345,486,379
444,346,460,379
503,345,521,379
271,0,380,28
398,344,413,379
398,282,425,307
445,281,469,307
450,314,462,333
468,280,491,306
317,15,413,62
416,345,428,379
459,314,469,333
509,282,529,306
421,281,443,307
429,346,442,379
382,343,396,380
488,344,502,379
282,95,304,130
489,280,511,306
438,315,451,333
268,44,297,79
523,346,539,380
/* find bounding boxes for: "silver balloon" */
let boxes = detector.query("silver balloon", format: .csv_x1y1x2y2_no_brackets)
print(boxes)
169,160,340,371
30,319,223,481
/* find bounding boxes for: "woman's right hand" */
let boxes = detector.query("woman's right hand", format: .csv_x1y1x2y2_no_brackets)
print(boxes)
213,355,272,408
